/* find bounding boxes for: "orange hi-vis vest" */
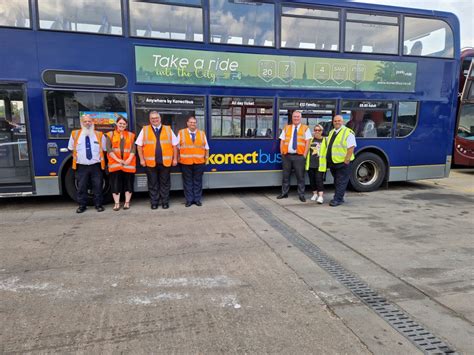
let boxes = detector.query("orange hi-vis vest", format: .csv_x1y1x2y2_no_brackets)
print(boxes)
178,129,207,165
142,125,174,167
71,129,105,170
282,124,309,155
106,130,136,173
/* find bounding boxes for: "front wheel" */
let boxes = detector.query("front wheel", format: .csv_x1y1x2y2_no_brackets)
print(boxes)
349,152,386,192
64,165,112,205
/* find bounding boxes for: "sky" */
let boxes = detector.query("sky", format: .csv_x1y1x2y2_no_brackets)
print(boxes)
350,0,473,49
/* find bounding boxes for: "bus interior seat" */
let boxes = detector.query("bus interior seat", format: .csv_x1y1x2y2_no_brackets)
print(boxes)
410,41,423,55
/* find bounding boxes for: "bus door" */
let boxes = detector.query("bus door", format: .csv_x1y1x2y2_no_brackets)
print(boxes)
0,84,32,192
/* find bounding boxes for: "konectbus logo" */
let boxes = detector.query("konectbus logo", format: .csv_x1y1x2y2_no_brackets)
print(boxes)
208,150,282,165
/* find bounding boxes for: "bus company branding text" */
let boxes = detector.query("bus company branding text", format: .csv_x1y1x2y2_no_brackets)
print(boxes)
208,150,281,165
153,54,239,84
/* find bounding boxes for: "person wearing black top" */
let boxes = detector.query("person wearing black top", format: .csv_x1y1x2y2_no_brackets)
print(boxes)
305,124,325,204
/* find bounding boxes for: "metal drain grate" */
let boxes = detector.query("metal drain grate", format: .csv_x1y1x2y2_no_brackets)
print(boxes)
240,196,457,355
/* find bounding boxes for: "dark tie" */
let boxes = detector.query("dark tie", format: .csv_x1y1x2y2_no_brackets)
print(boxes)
191,132,196,143
155,127,159,135
292,126,298,151
85,136,92,160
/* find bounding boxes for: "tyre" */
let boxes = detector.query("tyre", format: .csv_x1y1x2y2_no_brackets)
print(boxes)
64,165,112,205
349,152,386,192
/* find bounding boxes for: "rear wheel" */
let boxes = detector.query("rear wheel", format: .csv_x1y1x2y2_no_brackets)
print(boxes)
64,165,112,205
349,152,386,192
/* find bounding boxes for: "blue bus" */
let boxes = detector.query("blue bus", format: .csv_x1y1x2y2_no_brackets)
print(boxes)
0,0,460,199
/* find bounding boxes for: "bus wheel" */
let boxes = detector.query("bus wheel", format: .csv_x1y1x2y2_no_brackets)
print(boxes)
64,166,112,205
349,152,386,192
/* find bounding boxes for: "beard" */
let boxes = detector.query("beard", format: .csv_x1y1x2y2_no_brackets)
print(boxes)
81,124,95,138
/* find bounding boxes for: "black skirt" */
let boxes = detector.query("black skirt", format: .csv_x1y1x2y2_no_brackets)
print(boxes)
109,171,134,194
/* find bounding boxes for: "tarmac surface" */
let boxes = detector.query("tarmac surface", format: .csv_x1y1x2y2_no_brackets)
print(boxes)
0,169,473,354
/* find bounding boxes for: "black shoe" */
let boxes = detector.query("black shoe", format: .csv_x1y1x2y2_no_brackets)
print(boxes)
299,195,306,202
329,200,341,207
76,206,87,213
185,202,192,207
151,204,158,210
276,194,288,199
162,203,169,209
195,201,202,206
95,205,105,212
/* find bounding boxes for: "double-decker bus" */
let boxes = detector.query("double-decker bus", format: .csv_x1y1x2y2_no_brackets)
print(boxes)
453,48,474,166
0,0,460,199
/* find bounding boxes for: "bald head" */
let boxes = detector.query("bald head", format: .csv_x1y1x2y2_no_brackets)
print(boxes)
333,115,344,130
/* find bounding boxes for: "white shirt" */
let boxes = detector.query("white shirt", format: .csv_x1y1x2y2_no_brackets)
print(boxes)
279,124,312,154
177,129,210,149
334,126,357,148
68,131,107,165
135,124,179,146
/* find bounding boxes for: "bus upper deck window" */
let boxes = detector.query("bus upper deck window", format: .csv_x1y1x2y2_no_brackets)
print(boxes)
403,17,454,58
130,1,203,42
210,0,275,47
345,12,399,55
38,0,122,35
281,6,339,51
0,0,30,28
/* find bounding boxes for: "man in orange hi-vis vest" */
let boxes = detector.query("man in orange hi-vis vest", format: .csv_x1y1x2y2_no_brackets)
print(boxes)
178,116,209,207
136,111,178,210
67,114,107,213
277,110,312,202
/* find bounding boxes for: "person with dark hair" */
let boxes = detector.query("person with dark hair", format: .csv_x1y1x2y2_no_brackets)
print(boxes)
106,116,136,211
178,116,209,207
305,124,325,204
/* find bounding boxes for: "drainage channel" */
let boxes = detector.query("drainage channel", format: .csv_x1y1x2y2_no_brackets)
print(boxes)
239,195,457,355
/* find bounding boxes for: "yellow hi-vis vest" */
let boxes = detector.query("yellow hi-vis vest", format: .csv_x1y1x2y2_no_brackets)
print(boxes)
319,126,355,172
71,130,105,170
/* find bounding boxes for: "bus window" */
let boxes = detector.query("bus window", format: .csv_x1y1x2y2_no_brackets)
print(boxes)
130,1,203,42
134,94,205,135
403,17,454,58
396,102,418,137
281,6,339,51
45,90,128,138
345,12,399,54
38,0,122,35
0,0,30,28
279,99,336,136
457,104,474,141
211,97,273,138
342,101,393,138
210,0,274,47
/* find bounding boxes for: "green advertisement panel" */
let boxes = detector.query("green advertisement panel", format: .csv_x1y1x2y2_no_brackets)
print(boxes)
135,46,417,92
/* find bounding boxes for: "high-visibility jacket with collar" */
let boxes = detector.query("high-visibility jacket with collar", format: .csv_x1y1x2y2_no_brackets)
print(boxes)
178,129,207,165
71,129,105,170
106,130,136,173
281,124,309,155
142,125,174,168
319,126,355,172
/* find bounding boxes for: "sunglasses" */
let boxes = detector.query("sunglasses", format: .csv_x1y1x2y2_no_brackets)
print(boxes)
314,129,322,132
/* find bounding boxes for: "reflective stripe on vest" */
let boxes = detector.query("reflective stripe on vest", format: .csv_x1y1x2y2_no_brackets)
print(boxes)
142,125,174,167
106,130,136,173
319,126,355,172
178,129,206,165
282,124,308,155
71,130,105,170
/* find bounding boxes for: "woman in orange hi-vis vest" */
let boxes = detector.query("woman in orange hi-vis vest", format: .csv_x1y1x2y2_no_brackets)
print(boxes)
106,116,136,211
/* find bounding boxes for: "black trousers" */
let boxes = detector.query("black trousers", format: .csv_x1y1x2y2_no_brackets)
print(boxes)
75,163,103,207
329,163,351,203
181,163,205,203
307,167,324,192
281,154,306,197
109,171,134,194
146,165,171,205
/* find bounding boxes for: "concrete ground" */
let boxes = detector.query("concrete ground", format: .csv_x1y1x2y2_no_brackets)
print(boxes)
0,169,473,354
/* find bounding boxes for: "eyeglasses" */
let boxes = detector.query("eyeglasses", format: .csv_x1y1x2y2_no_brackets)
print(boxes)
314,129,322,132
